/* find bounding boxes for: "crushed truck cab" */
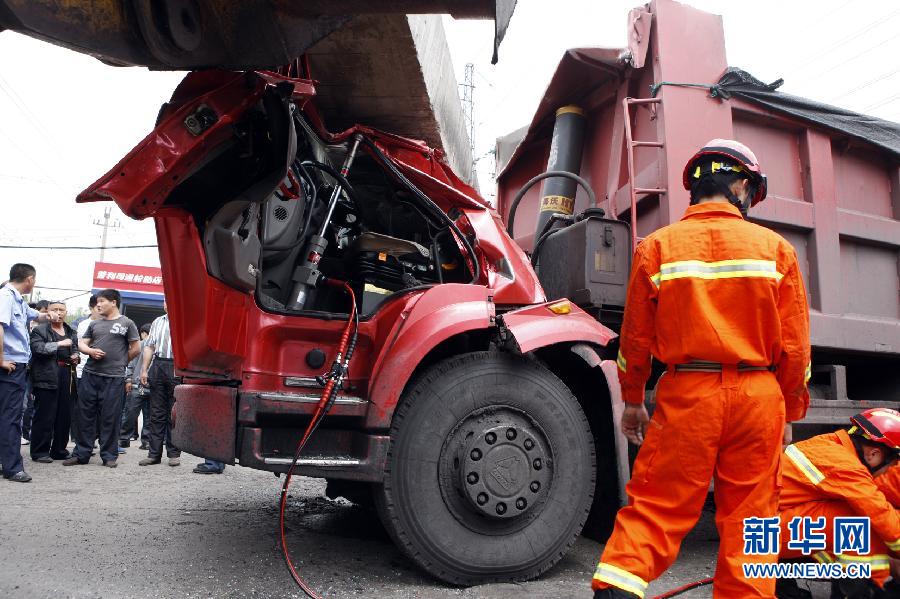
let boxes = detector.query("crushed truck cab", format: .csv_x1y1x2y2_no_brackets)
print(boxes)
78,67,621,585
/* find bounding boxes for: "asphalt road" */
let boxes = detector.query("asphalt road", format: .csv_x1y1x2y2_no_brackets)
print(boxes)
0,443,832,598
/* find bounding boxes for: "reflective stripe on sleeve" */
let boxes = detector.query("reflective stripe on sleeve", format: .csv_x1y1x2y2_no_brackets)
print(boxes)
593,563,648,599
784,444,826,486
649,259,783,287
836,554,891,570
813,551,835,564
617,351,627,373
887,538,900,552
804,362,812,384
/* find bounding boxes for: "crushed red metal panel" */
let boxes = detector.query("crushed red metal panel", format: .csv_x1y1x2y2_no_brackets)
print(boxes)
153,209,251,377
77,71,316,218
502,302,617,354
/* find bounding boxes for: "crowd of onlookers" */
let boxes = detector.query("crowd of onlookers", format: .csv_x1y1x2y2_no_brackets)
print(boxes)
1,262,225,482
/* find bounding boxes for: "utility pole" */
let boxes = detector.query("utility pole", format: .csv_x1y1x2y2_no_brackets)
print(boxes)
92,206,122,262
459,62,476,183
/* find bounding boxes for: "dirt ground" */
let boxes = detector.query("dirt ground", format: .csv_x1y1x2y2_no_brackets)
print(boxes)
0,443,834,598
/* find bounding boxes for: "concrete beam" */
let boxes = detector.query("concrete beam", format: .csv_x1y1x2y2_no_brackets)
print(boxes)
307,14,475,185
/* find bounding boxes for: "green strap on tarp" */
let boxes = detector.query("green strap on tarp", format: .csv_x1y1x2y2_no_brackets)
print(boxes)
649,81,725,98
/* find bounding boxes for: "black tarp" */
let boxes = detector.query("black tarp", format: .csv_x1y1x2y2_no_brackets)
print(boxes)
714,68,900,161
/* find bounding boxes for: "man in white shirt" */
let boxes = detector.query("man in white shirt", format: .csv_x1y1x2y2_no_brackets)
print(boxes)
76,295,100,380
73,295,100,446
138,303,181,467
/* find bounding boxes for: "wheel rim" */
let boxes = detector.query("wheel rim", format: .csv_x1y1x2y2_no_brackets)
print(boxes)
438,405,553,533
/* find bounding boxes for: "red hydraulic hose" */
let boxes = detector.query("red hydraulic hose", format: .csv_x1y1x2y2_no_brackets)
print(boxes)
279,280,358,599
652,577,714,598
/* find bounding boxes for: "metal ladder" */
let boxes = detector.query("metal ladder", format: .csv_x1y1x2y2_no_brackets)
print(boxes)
620,96,667,251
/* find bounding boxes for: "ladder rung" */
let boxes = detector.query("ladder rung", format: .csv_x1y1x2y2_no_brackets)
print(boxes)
631,141,663,148
626,97,662,106
634,187,667,195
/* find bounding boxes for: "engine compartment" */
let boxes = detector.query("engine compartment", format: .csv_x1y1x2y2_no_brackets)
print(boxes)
259,115,474,317
179,96,475,319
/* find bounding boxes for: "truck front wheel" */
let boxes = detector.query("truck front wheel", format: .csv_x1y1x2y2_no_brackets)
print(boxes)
374,351,596,585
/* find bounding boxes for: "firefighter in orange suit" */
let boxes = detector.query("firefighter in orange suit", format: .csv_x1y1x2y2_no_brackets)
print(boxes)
775,409,900,599
592,139,811,599
877,463,900,510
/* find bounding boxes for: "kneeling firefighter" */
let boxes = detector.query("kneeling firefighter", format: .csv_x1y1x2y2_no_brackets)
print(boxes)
776,408,900,599
592,140,812,598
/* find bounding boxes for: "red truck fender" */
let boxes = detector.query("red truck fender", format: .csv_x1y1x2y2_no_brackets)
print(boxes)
598,359,630,506
500,300,617,353
365,284,495,428
503,302,629,505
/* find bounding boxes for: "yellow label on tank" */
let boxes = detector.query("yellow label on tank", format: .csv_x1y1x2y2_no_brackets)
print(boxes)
540,195,575,214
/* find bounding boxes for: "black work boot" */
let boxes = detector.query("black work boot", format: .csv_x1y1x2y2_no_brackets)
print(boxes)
776,578,813,599
832,578,879,599
879,580,900,599
594,588,640,599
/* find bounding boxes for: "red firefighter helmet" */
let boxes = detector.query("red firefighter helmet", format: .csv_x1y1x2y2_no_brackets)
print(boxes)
850,408,900,452
682,139,768,206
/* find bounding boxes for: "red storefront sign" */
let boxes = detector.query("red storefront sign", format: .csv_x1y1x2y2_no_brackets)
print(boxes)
92,262,164,294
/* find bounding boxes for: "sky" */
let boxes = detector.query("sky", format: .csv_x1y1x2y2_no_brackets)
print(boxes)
0,0,897,313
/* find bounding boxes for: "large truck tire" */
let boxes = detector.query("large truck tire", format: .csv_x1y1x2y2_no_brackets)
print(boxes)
374,351,596,585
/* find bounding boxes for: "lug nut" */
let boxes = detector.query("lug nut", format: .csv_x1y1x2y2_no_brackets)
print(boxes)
485,432,497,445
533,458,542,470
477,493,488,505
506,428,517,440
530,481,541,493
470,448,482,461
516,497,527,510
467,472,479,484
524,439,534,450
496,502,507,515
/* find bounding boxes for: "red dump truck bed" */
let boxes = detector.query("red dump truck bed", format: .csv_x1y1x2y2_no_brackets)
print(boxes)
496,0,900,419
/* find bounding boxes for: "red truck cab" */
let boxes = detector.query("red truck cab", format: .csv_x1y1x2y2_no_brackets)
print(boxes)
78,67,622,585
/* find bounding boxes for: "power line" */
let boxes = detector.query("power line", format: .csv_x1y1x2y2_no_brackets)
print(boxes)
0,74,57,148
781,8,900,76
34,285,93,292
794,35,898,86
828,67,900,102
0,125,63,189
0,172,51,184
807,0,855,27
863,92,900,112
60,291,92,302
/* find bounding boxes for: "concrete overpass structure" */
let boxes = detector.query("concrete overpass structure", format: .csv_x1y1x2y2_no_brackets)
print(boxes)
0,1,518,185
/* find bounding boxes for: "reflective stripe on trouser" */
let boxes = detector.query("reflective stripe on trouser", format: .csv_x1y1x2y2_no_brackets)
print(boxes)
593,563,648,598
779,501,891,588
593,368,784,598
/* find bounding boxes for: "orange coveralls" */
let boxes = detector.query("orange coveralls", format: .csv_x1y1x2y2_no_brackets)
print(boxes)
876,464,900,508
593,202,811,598
778,430,900,587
